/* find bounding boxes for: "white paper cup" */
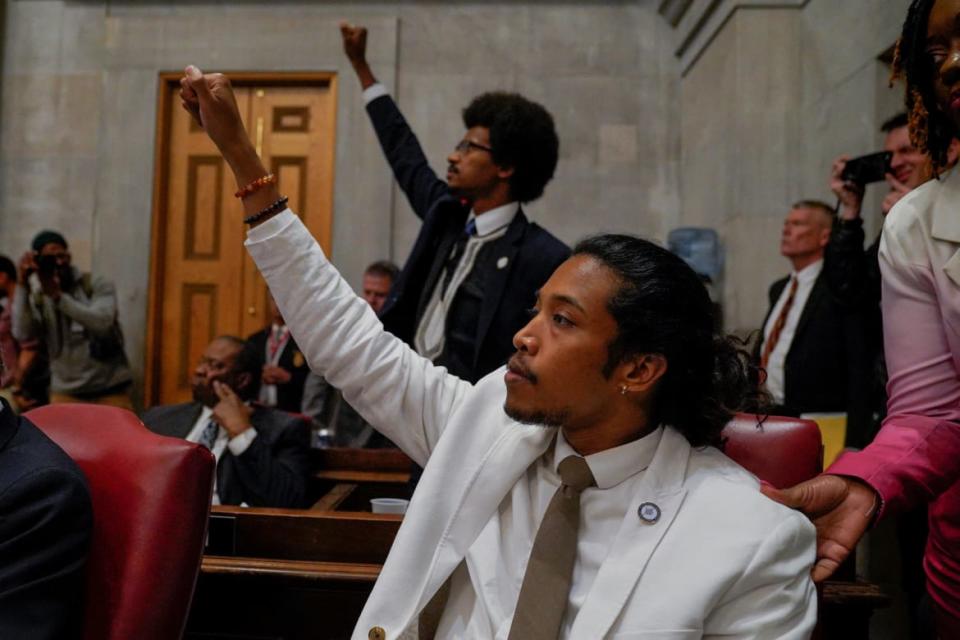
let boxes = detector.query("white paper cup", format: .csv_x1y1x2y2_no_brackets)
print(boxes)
370,498,409,514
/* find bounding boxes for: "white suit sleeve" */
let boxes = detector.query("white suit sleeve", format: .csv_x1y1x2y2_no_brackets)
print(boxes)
704,512,817,639
244,210,470,466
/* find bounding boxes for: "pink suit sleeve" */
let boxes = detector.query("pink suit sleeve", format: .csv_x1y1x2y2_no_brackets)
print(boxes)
828,219,960,519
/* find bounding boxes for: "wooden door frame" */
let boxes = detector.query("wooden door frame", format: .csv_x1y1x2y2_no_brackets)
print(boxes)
145,71,338,407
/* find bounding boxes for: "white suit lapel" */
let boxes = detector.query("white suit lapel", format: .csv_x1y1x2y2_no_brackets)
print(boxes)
358,421,555,637
929,169,960,287
569,427,691,640
415,423,556,608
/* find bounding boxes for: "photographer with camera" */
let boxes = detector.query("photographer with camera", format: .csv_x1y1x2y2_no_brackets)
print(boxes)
12,231,132,409
825,113,957,446
827,114,927,313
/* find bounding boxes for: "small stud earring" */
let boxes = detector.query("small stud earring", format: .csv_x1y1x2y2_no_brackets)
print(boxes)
619,385,628,395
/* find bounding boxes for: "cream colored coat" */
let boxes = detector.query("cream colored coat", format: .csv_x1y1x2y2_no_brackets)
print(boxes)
246,212,817,640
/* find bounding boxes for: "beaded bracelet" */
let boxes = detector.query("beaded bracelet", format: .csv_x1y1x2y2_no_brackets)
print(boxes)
235,173,276,199
244,196,289,226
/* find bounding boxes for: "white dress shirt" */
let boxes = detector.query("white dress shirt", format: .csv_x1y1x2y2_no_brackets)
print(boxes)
414,202,519,360
258,323,290,407
362,83,390,105
761,259,823,404
185,404,258,505
436,427,663,638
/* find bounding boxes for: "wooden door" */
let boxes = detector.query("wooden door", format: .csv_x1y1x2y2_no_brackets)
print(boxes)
147,74,337,406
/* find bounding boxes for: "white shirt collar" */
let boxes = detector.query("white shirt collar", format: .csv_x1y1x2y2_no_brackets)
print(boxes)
553,426,663,490
470,201,520,238
196,405,215,429
792,258,823,285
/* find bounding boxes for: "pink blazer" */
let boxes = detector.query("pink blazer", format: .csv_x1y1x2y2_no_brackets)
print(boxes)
829,168,960,616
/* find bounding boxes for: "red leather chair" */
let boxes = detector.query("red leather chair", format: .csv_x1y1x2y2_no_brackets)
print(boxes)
722,414,829,640
721,413,824,488
26,404,216,640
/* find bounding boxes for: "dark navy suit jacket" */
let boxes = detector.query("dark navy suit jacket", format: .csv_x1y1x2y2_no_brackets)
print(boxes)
141,402,311,508
0,399,92,639
756,272,874,445
367,94,570,383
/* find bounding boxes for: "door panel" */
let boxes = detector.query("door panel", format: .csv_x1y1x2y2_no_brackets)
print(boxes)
239,85,337,339
148,75,337,406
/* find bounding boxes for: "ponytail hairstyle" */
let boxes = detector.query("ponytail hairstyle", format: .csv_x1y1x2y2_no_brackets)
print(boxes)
573,234,769,448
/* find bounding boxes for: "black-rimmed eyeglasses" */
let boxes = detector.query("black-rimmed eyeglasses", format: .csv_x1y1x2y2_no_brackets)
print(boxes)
454,139,493,155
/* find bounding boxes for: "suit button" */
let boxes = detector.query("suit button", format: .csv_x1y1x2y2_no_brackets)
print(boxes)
368,627,386,640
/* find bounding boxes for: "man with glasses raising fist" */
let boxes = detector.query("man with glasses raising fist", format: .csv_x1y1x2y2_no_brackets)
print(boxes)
340,22,569,385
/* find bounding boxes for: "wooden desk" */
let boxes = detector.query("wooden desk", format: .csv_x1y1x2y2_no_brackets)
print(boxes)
188,560,375,640
185,507,401,640
820,581,891,640
188,475,890,638
309,447,414,510
205,506,401,562
311,447,413,473
202,555,381,583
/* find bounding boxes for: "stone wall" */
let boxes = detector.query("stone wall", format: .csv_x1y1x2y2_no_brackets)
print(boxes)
677,0,911,332
0,0,680,405
0,0,915,397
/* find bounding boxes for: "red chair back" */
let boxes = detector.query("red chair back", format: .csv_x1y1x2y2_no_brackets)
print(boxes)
26,404,215,640
721,413,823,488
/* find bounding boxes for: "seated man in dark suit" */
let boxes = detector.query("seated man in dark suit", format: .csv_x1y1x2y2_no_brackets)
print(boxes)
340,23,570,384
141,336,310,508
0,351,92,638
247,293,309,413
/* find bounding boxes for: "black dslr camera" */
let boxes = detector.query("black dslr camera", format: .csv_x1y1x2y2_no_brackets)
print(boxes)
36,253,59,278
841,151,893,185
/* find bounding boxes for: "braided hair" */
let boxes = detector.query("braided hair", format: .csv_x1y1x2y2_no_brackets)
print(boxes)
893,0,956,175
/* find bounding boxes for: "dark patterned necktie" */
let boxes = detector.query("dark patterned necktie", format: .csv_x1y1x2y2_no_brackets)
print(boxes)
439,218,478,298
198,420,218,451
760,275,799,371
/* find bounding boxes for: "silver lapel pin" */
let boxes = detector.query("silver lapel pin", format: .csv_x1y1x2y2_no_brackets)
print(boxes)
638,502,660,524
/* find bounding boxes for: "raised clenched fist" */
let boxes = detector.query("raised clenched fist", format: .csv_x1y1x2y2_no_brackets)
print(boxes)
340,21,368,66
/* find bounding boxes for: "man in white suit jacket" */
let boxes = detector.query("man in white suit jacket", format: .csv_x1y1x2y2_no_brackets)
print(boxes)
180,65,817,640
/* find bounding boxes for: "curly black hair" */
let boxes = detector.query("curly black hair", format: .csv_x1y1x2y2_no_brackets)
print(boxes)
462,92,559,203
573,234,768,448
893,0,956,175
0,255,15,283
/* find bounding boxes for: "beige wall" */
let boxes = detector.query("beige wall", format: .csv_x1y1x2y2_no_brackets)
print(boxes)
0,0,680,405
678,0,910,332
0,0,914,399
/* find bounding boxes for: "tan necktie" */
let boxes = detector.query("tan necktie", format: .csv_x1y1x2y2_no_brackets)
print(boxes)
507,455,596,640
760,275,799,372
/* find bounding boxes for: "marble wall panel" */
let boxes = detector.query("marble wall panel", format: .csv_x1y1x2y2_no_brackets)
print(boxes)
2,155,98,269
2,0,911,408
92,68,164,407
1,1,673,407
679,10,739,228
678,0,912,333
799,0,910,104
2,72,101,156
